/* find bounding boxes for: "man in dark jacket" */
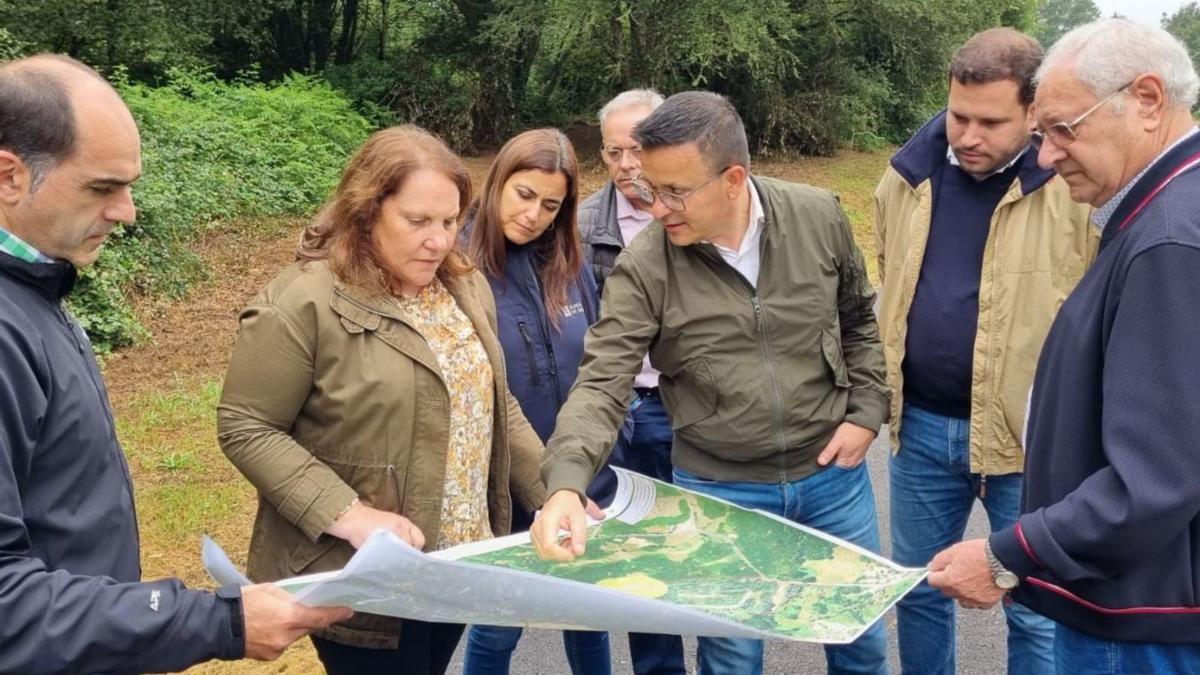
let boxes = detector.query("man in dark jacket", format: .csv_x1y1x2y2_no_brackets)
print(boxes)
576,88,686,675
929,19,1200,673
0,54,349,674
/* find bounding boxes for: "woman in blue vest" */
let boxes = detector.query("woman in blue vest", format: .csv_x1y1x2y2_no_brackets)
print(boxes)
462,128,612,675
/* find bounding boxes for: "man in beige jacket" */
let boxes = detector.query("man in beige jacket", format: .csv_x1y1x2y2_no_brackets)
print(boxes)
874,28,1096,675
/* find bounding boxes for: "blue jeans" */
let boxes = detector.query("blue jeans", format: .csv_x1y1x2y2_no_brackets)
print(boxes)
674,464,889,675
462,624,610,675
1054,622,1200,674
589,391,687,675
890,404,1055,675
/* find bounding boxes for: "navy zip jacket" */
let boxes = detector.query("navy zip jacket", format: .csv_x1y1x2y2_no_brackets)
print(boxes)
989,130,1200,643
0,253,241,673
486,240,599,443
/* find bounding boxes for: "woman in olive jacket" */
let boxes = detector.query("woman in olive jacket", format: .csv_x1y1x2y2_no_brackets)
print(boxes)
217,125,547,675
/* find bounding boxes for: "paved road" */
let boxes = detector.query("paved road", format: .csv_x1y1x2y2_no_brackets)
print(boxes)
446,426,1014,674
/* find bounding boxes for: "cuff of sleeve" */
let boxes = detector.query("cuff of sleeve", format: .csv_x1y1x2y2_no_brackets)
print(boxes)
989,520,1043,579
214,584,246,660
844,389,889,433
290,479,359,542
542,455,593,505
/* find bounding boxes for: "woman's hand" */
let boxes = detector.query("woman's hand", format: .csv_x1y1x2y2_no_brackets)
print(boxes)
325,501,426,550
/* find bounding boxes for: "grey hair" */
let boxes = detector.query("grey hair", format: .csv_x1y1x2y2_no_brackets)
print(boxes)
597,89,665,126
1039,18,1199,110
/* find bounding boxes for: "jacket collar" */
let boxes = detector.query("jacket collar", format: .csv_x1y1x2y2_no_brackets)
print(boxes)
329,270,504,390
890,109,1055,197
588,181,625,248
1103,128,1200,245
0,251,77,302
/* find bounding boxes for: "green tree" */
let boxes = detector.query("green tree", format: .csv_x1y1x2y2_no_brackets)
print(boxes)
0,26,25,61
1034,0,1100,46
1164,1,1200,76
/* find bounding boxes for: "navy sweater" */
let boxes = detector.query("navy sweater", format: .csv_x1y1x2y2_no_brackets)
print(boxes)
903,158,1021,418
990,131,1200,643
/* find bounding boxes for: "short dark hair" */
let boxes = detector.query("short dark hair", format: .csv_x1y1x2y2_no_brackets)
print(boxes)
950,28,1044,106
0,55,105,188
632,91,751,172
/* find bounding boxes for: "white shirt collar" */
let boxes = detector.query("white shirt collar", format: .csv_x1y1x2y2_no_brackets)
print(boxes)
946,145,1027,180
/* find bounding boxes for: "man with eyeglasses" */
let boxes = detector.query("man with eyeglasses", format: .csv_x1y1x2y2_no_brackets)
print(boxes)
873,28,1095,674
930,18,1200,673
574,88,687,675
532,90,891,674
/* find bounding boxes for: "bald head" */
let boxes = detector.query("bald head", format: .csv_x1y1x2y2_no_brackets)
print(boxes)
0,54,141,266
0,54,131,188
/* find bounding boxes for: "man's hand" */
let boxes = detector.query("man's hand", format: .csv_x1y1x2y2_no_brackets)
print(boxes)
325,501,425,550
241,584,352,660
927,539,1006,609
816,422,876,468
531,489,589,561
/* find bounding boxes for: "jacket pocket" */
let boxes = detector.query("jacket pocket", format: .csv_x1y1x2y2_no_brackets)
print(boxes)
821,329,851,388
287,532,344,575
321,455,403,514
662,357,717,430
517,321,541,387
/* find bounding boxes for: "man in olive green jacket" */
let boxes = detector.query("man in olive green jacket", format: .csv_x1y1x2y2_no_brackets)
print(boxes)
533,91,890,674
874,29,1096,675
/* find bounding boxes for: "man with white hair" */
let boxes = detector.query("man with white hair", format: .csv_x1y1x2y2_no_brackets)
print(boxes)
929,18,1200,672
576,88,686,675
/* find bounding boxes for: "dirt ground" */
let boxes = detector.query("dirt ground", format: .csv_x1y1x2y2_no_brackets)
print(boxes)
101,149,890,674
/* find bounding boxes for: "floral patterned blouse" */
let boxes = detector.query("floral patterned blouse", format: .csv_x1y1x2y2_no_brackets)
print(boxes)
394,276,495,549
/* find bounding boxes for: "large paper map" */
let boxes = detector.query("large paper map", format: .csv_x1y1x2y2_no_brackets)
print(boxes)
205,468,925,643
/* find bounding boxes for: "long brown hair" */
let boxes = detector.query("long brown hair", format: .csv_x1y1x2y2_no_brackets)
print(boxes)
467,128,582,328
297,125,473,294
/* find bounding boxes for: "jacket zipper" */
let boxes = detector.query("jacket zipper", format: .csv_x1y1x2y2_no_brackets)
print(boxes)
751,295,791,482
59,303,141,549
387,464,405,513
517,321,542,387
527,264,564,407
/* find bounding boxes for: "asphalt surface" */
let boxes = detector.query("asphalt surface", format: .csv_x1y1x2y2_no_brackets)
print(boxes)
446,425,1014,674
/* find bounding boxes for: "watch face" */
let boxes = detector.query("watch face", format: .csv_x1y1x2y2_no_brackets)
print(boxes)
996,571,1019,590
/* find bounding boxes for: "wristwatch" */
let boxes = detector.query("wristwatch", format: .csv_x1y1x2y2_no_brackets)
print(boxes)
984,539,1019,590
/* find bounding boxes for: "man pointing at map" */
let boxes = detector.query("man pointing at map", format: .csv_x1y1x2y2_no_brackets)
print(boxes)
531,91,892,675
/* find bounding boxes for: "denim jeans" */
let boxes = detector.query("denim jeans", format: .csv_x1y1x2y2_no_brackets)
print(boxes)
890,404,1055,675
588,391,688,675
462,624,611,675
1054,622,1200,674
673,464,889,675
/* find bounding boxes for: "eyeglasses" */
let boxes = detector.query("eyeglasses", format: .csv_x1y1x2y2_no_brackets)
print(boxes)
601,145,642,164
1032,81,1133,148
630,168,728,212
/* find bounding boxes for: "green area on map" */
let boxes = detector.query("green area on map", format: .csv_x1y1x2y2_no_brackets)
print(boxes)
463,482,923,642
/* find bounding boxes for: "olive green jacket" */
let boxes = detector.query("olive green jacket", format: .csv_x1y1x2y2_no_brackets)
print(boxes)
217,260,545,648
874,117,1097,475
542,176,889,497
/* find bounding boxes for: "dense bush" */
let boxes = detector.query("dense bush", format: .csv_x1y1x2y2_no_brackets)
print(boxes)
68,71,373,351
0,26,23,61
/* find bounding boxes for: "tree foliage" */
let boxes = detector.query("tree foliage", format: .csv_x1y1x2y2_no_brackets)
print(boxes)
1034,0,1100,47
3,0,1036,153
1165,1,1200,77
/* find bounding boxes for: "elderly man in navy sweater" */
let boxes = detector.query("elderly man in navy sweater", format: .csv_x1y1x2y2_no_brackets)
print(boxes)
928,18,1200,674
